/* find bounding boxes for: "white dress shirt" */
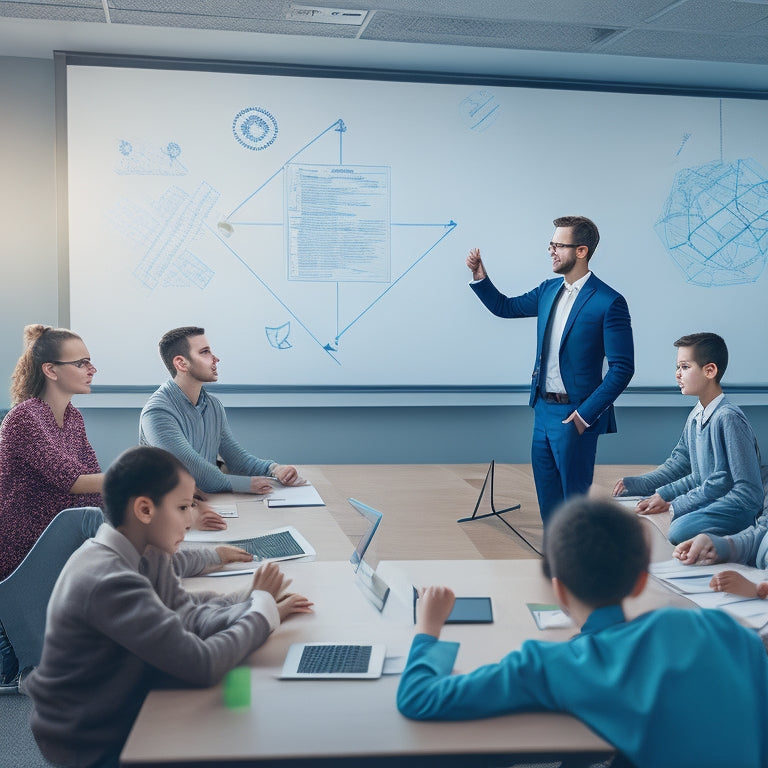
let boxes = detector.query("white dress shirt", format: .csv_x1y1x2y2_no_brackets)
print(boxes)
543,272,592,394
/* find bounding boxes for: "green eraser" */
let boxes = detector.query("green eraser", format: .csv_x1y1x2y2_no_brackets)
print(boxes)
223,666,251,708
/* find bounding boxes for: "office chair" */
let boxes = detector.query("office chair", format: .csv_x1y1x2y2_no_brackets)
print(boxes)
0,506,103,692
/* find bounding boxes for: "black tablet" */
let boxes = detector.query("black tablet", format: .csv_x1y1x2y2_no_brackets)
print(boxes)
412,586,493,624
446,596,494,624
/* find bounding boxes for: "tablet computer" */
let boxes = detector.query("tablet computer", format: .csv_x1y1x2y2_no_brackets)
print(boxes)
446,596,494,624
412,586,493,624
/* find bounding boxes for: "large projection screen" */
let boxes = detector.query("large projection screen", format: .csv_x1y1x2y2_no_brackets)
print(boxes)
61,55,768,394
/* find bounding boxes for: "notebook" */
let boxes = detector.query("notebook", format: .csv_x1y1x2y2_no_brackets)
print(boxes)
280,499,387,679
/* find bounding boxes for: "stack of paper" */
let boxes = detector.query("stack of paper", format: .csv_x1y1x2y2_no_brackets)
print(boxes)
527,603,574,630
650,559,768,629
265,482,324,508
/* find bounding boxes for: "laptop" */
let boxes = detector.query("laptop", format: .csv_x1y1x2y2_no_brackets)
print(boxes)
348,498,383,573
280,498,387,679
280,641,387,679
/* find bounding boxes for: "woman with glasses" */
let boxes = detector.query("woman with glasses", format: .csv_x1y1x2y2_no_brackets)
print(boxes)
0,325,102,589
0,325,101,685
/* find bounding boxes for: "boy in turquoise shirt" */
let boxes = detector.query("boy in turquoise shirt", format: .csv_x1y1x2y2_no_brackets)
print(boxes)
398,497,768,768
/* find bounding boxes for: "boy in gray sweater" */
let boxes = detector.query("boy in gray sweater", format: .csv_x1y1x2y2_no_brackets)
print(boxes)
614,332,762,544
25,446,313,768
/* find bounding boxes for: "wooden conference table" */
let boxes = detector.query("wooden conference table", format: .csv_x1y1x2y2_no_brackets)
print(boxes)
120,464,681,767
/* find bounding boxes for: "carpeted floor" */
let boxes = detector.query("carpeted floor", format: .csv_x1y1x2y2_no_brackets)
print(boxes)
0,692,53,768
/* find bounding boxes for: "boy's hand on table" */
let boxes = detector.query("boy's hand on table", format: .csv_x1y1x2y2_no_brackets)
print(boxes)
276,593,314,621
416,586,456,638
710,570,758,598
215,545,253,565
193,503,227,531
251,561,291,599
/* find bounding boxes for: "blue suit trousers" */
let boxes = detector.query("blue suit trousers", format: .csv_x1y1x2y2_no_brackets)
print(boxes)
532,398,600,526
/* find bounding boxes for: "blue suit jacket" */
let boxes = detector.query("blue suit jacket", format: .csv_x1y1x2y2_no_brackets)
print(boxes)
471,273,634,434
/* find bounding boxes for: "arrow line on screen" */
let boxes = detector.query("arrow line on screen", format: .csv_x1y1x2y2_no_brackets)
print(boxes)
334,220,457,343
226,119,346,221
207,223,342,365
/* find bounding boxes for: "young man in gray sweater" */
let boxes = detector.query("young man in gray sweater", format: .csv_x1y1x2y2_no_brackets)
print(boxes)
614,332,762,544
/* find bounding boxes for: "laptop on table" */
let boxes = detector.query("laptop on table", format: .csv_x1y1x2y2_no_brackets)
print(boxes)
280,498,388,679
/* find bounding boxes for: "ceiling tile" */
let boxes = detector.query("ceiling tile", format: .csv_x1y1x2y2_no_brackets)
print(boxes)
600,28,768,65
644,0,768,32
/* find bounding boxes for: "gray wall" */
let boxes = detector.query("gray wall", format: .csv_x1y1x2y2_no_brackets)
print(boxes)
78,404,768,472
2,55,767,470
1,57,58,389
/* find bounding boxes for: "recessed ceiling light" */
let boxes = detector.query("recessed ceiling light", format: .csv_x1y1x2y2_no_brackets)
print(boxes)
287,5,368,25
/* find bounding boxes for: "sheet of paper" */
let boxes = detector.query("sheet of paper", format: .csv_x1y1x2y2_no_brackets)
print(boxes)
210,503,238,518
183,530,240,543
651,558,768,628
613,495,645,508
527,603,573,630
684,590,758,610
650,559,719,579
661,574,720,594
206,565,258,577
266,483,325,507
651,559,759,583
382,656,407,675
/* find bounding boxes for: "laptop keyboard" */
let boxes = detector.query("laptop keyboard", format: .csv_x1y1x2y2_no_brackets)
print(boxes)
297,645,372,674
229,531,305,560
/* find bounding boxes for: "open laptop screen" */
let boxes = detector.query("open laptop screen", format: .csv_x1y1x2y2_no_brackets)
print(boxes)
347,498,382,573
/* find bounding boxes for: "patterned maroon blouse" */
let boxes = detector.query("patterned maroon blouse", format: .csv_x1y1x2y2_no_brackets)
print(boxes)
0,398,102,580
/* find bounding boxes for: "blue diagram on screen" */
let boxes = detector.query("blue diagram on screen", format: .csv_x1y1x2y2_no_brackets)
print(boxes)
115,138,188,176
213,113,456,365
459,89,501,133
655,101,768,288
232,107,279,151
112,182,217,290
266,322,292,350
111,108,456,365
655,158,768,286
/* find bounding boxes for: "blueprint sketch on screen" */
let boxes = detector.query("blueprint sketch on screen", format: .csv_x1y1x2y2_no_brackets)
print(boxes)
66,65,768,389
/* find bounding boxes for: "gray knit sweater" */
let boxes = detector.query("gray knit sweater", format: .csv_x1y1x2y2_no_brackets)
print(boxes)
26,524,277,767
621,397,762,525
139,379,275,493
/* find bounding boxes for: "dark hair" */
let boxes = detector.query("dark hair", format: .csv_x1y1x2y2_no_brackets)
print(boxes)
674,332,728,383
543,497,649,608
158,326,205,377
103,446,187,526
553,216,600,260
10,324,82,404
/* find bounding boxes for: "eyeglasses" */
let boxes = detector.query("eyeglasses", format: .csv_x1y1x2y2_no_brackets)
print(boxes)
548,242,581,251
50,358,95,370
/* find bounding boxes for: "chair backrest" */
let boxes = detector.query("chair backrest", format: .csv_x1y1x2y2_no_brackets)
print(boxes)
0,506,103,673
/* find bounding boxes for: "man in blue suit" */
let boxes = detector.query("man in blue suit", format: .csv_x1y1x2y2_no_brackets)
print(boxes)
467,216,634,525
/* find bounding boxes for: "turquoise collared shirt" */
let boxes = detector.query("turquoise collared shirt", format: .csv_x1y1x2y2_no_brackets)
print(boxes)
397,604,768,768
